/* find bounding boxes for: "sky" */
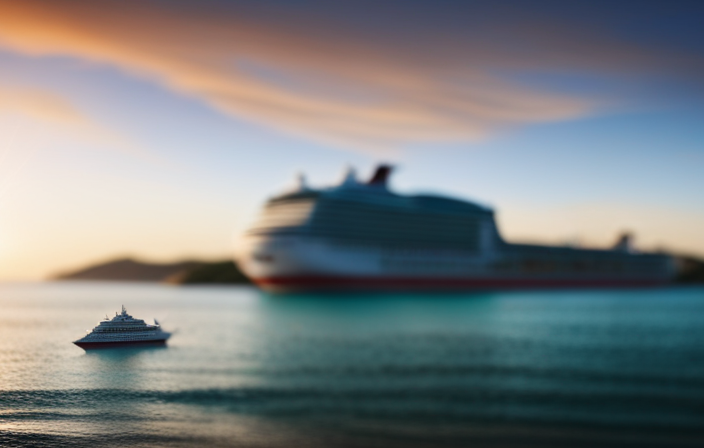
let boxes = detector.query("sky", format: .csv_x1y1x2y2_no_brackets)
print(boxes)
1,0,703,280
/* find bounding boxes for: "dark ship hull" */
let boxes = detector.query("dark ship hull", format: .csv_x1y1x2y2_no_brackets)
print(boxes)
74,339,168,350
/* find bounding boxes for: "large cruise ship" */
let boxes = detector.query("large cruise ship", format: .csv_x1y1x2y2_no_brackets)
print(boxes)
73,306,171,350
237,166,674,292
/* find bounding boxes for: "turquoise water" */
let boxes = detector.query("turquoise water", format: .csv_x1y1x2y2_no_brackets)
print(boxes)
1,283,704,447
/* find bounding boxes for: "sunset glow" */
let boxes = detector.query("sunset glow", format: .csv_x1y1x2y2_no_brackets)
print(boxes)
0,0,703,280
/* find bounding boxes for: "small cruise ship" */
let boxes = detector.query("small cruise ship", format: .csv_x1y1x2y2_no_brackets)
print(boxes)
237,165,674,292
73,306,170,350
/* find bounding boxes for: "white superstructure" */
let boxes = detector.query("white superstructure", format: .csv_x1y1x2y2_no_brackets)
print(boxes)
73,306,170,349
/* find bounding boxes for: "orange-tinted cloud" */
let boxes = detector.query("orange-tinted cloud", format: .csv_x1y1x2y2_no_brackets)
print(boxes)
0,86,97,128
0,0,696,152
0,86,159,163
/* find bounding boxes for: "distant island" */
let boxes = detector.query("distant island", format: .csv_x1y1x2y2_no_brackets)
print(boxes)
52,254,704,285
52,258,251,285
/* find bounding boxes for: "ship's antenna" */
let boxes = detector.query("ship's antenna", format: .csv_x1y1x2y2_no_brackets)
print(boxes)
122,304,126,315
341,165,358,186
296,172,308,191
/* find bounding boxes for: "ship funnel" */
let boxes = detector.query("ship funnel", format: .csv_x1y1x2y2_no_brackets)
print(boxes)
367,165,393,187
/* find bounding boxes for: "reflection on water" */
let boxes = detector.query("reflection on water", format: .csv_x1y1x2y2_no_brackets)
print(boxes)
1,282,704,447
83,346,168,390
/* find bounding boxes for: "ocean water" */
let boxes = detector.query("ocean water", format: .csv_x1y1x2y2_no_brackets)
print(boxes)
1,283,704,447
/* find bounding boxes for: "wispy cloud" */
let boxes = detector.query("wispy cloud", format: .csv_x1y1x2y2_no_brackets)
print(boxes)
0,86,91,127
0,0,700,152
0,86,161,164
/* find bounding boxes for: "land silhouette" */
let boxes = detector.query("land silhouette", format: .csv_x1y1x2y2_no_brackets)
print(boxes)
52,255,704,285
53,258,251,284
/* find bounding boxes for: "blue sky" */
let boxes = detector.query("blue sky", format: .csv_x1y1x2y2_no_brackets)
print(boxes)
0,0,703,280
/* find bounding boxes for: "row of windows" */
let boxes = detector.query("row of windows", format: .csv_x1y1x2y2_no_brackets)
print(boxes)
377,253,668,275
309,200,485,250
100,321,145,325
95,327,157,333
86,335,164,341
310,210,483,231
492,258,667,275
251,200,315,230
253,197,487,224
88,331,160,337
381,258,478,272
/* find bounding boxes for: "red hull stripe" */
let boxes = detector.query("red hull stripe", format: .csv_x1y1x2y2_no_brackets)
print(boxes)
74,339,167,350
252,276,668,291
